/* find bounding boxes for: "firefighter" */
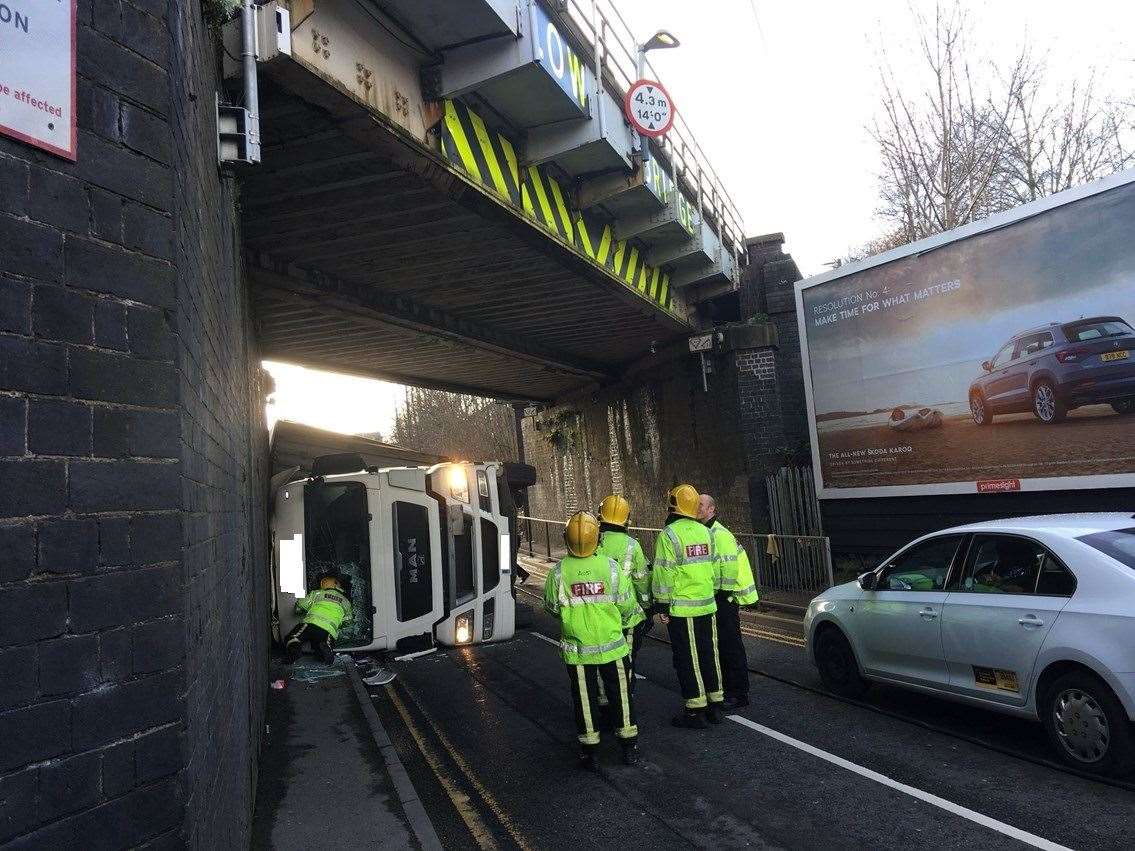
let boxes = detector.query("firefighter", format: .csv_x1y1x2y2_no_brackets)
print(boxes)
699,494,759,709
595,494,651,692
285,573,354,665
543,511,640,769
652,484,724,728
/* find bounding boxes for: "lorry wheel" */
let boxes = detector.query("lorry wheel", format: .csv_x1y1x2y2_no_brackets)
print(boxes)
815,627,869,699
970,393,992,425
1032,380,1067,423
1112,398,1134,415
1042,670,1135,776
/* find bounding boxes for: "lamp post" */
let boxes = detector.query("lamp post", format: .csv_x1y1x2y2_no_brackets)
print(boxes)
635,30,679,163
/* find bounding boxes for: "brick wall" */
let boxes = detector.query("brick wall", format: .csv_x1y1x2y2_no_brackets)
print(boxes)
524,350,753,533
0,0,267,846
169,0,270,846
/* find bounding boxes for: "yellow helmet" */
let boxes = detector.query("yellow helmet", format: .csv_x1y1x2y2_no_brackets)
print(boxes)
668,484,699,519
564,511,600,557
598,494,631,527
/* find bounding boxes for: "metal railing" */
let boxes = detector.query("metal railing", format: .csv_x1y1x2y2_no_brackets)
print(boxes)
518,515,834,598
552,0,747,268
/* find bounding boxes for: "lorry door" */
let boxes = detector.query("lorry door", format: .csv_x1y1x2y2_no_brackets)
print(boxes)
302,479,375,649
373,472,444,650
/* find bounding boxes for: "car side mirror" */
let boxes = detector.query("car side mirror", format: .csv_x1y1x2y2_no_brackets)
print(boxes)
981,360,993,372
858,571,877,591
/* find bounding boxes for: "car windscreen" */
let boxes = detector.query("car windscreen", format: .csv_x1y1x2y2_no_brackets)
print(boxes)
1062,319,1133,341
1077,527,1135,569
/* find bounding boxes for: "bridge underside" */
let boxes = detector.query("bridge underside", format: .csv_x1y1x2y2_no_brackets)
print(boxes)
243,66,689,401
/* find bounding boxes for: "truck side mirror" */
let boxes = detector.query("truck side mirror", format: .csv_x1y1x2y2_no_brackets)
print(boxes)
981,360,993,372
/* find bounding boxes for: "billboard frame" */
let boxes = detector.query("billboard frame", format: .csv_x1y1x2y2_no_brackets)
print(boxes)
794,167,1135,500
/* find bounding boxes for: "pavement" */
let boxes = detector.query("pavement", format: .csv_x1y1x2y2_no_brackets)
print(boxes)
251,657,440,850
254,578,1134,850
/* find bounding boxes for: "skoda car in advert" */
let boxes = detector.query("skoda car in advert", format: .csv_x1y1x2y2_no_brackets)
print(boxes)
969,316,1135,425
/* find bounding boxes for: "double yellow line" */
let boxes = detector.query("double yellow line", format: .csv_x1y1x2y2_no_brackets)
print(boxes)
386,680,533,851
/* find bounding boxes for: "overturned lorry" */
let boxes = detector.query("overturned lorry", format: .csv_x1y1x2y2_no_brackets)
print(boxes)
272,452,535,653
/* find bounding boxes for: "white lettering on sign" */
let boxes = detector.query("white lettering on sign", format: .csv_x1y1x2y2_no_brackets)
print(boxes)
624,78,675,138
0,0,77,159
545,22,565,78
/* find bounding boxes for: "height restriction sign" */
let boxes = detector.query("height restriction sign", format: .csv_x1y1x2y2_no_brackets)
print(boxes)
624,79,675,138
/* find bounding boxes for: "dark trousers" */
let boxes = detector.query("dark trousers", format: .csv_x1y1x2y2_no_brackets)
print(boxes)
627,618,651,694
667,613,723,710
567,658,638,747
714,592,749,700
598,618,652,704
285,622,334,664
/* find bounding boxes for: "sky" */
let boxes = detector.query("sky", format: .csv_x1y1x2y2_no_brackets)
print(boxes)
616,0,1135,275
265,0,1135,437
264,361,404,438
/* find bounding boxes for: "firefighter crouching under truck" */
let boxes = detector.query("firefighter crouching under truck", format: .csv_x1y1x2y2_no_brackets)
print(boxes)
543,512,640,769
286,572,354,664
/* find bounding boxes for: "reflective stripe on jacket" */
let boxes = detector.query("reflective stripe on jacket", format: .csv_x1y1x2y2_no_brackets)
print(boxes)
542,553,637,665
294,588,354,640
651,517,718,617
597,530,648,626
711,520,759,605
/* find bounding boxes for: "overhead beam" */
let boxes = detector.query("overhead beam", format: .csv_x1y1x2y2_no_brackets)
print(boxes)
246,255,613,386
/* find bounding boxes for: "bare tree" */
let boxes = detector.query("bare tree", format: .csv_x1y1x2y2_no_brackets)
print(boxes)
392,387,517,461
995,65,1134,207
866,1,1132,255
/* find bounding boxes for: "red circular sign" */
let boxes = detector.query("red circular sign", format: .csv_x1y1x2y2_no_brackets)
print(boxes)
624,78,675,138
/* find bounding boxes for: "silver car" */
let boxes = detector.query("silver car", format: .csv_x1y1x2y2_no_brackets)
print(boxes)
805,514,1135,775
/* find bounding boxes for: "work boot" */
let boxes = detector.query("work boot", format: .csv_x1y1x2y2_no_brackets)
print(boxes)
723,695,750,710
577,745,599,772
621,741,639,766
671,710,709,729
706,703,725,725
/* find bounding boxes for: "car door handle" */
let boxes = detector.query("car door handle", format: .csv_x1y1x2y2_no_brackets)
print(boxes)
919,607,938,620
1018,615,1044,628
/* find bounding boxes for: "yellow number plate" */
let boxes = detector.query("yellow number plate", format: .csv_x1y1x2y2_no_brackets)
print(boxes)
1101,350,1130,362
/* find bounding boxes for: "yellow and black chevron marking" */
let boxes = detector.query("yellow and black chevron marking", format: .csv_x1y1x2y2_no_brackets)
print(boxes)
442,100,522,206
439,99,674,312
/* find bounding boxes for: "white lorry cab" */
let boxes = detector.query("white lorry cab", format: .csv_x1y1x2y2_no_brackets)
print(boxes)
271,452,533,654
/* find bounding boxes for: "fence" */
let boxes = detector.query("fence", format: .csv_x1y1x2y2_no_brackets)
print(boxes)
551,0,747,266
518,515,834,599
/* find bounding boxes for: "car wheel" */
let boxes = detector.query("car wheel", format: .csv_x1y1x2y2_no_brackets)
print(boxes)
1042,670,1135,776
1032,380,1067,423
970,393,992,425
815,627,869,699
1112,398,1135,415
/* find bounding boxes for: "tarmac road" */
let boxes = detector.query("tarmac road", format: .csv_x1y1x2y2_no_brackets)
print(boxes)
360,578,1133,850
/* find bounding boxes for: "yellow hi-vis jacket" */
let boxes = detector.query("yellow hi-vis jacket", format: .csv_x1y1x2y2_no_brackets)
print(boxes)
596,530,648,627
710,520,759,605
543,553,638,665
294,588,354,639
652,517,718,617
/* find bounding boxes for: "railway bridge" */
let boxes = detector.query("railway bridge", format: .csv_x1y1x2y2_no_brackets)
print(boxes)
234,0,749,400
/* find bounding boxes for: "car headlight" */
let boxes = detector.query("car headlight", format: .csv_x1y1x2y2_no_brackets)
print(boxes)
454,611,474,645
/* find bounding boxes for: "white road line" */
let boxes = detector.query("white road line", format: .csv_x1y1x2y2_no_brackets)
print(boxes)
530,632,560,648
727,715,1070,851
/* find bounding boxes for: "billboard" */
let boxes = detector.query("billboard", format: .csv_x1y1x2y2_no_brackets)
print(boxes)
796,171,1135,499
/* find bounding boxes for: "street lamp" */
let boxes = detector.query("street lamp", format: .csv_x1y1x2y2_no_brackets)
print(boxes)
636,30,680,163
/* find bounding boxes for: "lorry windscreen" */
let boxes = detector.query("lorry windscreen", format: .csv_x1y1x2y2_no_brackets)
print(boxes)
303,480,374,646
